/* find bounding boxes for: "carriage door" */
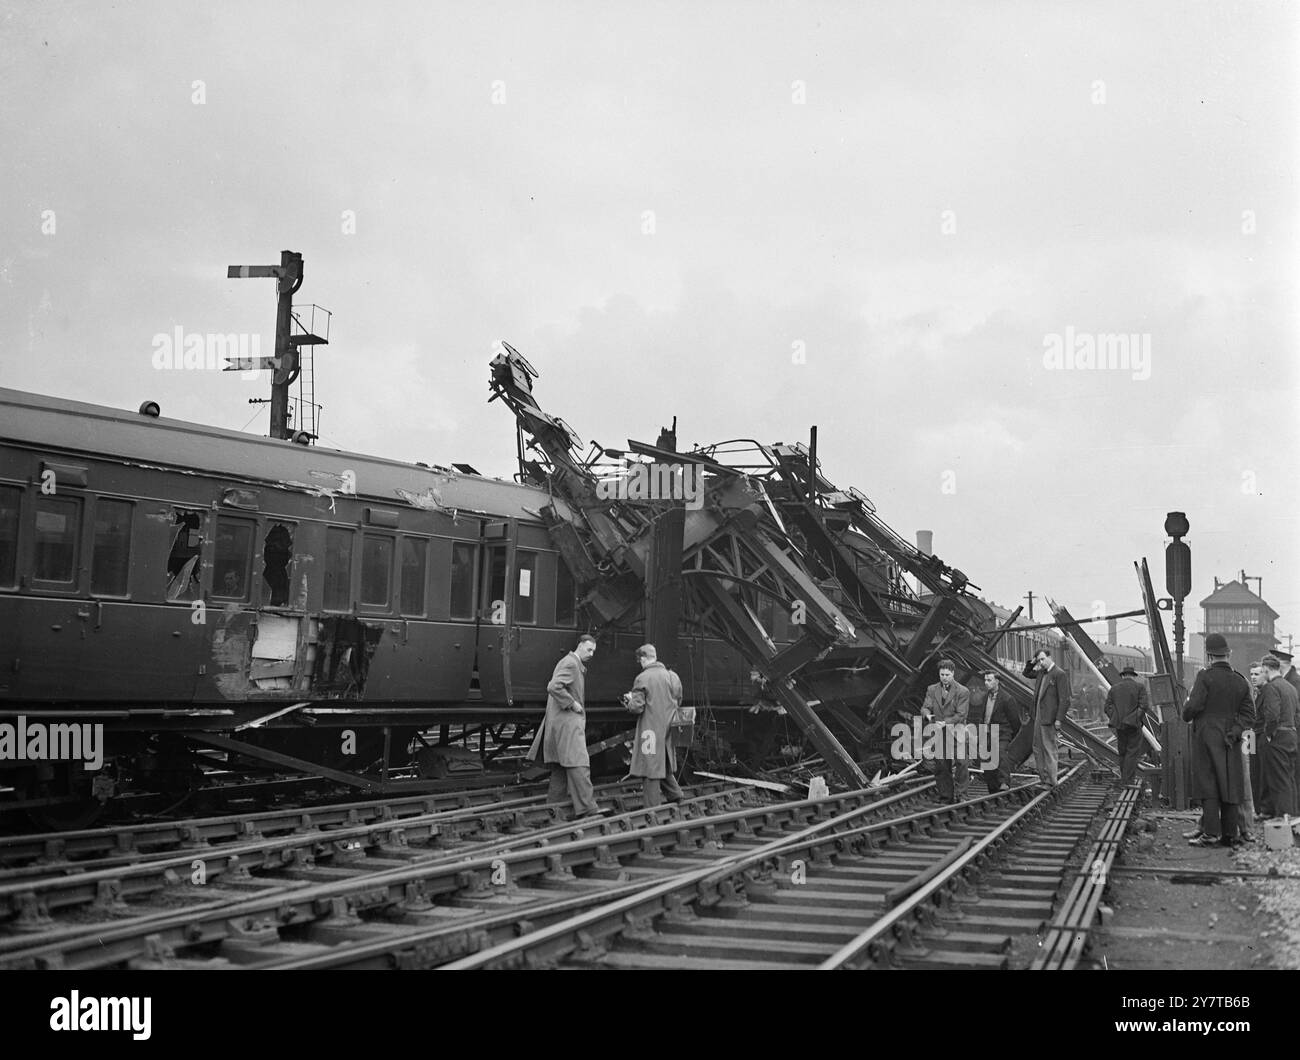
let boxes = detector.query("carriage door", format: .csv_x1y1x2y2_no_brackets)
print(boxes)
478,519,519,706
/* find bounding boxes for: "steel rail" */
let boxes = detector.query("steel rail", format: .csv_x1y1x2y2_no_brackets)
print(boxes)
0,778,933,969
1030,781,1144,970
0,785,758,953
817,762,1089,969
442,780,1039,970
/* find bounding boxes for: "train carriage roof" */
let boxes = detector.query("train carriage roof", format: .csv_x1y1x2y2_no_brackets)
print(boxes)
0,388,570,523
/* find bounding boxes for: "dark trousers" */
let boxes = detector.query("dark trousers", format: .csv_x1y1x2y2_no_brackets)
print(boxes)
935,758,968,801
642,768,683,807
1116,726,1143,787
1261,731,1298,817
547,763,597,816
982,736,1013,792
1201,797,1239,841
1249,734,1264,806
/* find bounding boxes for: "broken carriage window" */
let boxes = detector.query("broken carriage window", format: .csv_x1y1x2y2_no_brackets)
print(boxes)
399,537,426,616
360,535,394,608
262,522,294,607
213,517,255,600
91,498,133,596
34,495,81,584
0,486,20,587
324,527,353,611
165,509,204,601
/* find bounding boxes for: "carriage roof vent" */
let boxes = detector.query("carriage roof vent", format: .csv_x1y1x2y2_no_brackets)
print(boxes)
138,400,161,417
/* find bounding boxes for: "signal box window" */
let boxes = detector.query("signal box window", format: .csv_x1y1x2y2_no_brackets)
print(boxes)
214,518,255,600
91,498,133,596
0,487,20,587
361,535,394,608
449,542,476,620
324,528,353,611
555,557,577,627
34,496,81,585
262,523,294,607
166,509,203,601
399,537,427,616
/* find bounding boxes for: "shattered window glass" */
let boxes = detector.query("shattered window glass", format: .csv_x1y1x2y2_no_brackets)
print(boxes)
91,498,132,596
324,527,353,611
165,509,203,602
214,518,254,600
361,535,393,608
262,522,294,607
399,537,426,616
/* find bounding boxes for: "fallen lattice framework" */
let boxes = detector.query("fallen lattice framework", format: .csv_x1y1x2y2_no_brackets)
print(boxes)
488,344,1121,788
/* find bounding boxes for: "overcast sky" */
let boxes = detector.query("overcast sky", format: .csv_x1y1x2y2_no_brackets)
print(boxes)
3,1,1296,650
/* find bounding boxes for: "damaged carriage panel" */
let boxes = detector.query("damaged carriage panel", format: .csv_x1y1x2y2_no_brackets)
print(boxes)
207,609,385,701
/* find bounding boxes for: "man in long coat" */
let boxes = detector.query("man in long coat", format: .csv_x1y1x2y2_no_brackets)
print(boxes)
527,634,600,818
1181,633,1255,847
623,644,684,807
921,659,971,803
1104,666,1150,787
1260,655,1298,817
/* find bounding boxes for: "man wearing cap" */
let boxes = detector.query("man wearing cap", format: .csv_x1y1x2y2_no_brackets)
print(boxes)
1030,648,1071,787
622,643,686,808
921,659,971,803
1181,633,1255,847
1260,655,1298,817
1268,647,1300,701
1104,666,1149,787
1246,661,1271,820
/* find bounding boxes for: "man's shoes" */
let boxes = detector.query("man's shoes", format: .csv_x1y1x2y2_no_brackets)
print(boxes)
1182,828,1204,840
1188,833,1222,847
1220,836,1246,849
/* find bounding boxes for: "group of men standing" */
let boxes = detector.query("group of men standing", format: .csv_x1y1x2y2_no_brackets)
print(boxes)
527,635,685,818
1181,635,1300,848
919,649,1072,802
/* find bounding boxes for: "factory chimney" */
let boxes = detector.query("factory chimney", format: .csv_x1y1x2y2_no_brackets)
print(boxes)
1107,618,1118,646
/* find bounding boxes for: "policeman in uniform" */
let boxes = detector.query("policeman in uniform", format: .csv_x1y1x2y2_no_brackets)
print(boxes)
1261,655,1298,817
1181,633,1255,847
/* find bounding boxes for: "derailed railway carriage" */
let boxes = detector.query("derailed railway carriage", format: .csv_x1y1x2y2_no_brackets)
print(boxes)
0,388,766,825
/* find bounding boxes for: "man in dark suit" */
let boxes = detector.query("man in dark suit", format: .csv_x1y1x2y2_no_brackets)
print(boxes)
1104,665,1149,787
969,670,1020,792
921,659,971,804
1268,648,1300,702
1030,648,1071,787
1181,633,1255,847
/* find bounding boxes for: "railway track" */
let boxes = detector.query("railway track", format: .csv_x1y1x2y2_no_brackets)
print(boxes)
0,775,932,969
441,762,1135,970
